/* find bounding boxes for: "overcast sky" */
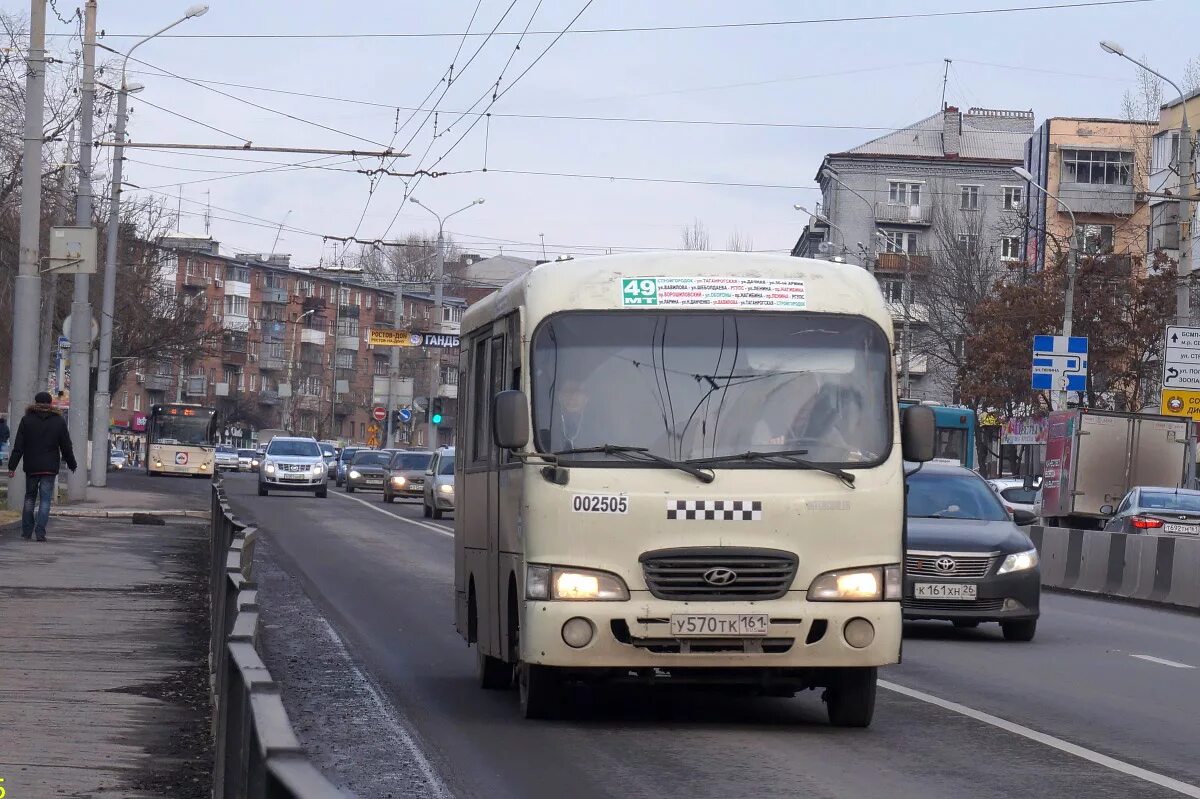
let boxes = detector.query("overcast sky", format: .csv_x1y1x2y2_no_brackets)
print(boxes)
28,0,1199,265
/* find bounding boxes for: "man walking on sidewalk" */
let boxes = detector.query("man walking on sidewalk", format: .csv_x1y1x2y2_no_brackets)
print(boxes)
7,391,77,541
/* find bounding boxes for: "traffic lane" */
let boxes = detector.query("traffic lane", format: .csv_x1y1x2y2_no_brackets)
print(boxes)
894,590,1200,784
221,476,1188,799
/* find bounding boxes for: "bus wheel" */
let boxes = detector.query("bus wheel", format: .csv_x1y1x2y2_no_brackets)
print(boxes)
478,648,513,690
824,667,876,728
518,663,563,720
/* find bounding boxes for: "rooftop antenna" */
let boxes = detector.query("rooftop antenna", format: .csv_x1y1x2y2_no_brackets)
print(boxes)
270,209,292,255
203,190,211,235
539,233,547,261
941,58,951,109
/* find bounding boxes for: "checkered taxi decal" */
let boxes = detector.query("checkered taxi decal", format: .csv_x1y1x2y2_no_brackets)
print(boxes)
666,500,763,521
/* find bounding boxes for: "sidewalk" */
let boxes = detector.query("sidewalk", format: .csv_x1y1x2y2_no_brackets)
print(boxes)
0,514,213,798
0,472,210,519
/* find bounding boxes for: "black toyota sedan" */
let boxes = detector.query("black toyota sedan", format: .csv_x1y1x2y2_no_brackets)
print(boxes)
903,463,1041,641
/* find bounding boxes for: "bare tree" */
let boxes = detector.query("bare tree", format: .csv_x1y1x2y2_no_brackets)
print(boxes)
725,229,754,252
680,219,710,251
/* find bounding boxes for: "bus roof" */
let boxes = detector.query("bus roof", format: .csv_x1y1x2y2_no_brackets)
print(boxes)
461,252,893,341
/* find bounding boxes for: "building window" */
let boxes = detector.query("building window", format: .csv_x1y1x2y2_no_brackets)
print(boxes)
1000,236,1022,261
879,278,905,304
337,318,360,337
957,234,979,255
440,364,458,385
336,351,356,370
360,422,366,439
365,293,373,310
1076,224,1115,254
1002,186,1024,210
881,230,919,254
1061,149,1133,185
224,295,249,316
134,394,142,412
209,367,215,388
442,305,463,323
373,358,388,376
227,266,249,283
888,181,921,206
121,390,128,410
960,185,980,211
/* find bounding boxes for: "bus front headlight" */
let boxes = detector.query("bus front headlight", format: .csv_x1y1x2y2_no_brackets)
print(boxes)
525,565,629,601
809,565,901,601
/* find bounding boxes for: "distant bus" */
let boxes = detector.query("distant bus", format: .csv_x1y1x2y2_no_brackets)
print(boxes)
147,403,219,477
899,400,976,469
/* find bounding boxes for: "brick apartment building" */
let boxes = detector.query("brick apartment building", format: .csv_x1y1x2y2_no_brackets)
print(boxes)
110,236,465,448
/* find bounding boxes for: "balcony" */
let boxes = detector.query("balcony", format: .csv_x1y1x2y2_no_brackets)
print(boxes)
336,335,360,352
875,253,930,273
895,353,929,376
223,314,250,333
222,350,247,367
144,373,174,392
887,302,929,324
335,401,356,416
182,273,208,290
259,354,286,371
875,202,932,226
262,286,288,304
295,394,320,411
301,328,326,346
1057,181,1136,215
340,304,360,318
258,389,280,406
438,383,458,400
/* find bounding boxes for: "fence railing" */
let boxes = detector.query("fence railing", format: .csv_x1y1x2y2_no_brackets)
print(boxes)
210,479,346,799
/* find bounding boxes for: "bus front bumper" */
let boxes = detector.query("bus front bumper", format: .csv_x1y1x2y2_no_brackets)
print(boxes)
521,595,901,671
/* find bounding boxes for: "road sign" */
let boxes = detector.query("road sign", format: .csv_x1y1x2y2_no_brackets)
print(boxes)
1031,335,1088,392
372,406,387,422
1162,325,1200,389
1161,388,1200,421
46,226,98,274
57,335,69,350
399,407,412,422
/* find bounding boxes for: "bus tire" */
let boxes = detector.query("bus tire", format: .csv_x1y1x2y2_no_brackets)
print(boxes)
518,663,563,720
824,667,876,728
477,648,513,690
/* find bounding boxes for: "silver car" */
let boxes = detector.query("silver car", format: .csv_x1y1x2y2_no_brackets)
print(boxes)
258,437,328,498
423,446,455,519
1102,486,1200,535
215,445,240,471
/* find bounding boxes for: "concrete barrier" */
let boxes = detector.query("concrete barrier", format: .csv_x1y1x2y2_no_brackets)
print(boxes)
1029,524,1200,611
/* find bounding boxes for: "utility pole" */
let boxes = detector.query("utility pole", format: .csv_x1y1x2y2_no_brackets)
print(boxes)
9,0,47,511
428,229,445,449
39,128,74,387
330,282,341,439
67,0,95,501
1177,111,1193,325
385,282,403,448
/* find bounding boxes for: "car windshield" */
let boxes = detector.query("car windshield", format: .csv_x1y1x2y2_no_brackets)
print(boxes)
1139,492,1200,513
439,455,455,475
340,448,360,462
267,439,321,457
352,451,391,467
237,450,256,458
531,311,891,466
321,446,335,457
110,450,125,459
217,446,235,454
391,453,432,471
1000,486,1039,505
908,470,1009,521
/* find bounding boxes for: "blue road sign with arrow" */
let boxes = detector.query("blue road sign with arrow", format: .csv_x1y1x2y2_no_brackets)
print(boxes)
399,407,412,423
1031,335,1088,392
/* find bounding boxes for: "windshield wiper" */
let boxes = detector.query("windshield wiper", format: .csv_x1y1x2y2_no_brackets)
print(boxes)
555,445,715,484
689,449,855,489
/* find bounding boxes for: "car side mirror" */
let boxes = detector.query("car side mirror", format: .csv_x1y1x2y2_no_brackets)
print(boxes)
1012,509,1037,526
493,389,530,450
1099,504,1115,516
900,404,936,463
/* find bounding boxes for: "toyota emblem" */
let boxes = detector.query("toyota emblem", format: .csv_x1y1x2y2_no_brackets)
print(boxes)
934,557,957,573
703,567,738,586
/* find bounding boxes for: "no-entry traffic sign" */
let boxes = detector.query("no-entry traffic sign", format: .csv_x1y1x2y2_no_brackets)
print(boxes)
372,406,387,422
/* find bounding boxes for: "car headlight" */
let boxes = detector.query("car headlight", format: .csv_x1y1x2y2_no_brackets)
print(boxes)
392,475,406,486
439,483,454,494
349,469,361,479
525,565,629,601
251,459,259,467
997,548,1039,575
264,462,275,474
808,565,901,601
311,464,324,475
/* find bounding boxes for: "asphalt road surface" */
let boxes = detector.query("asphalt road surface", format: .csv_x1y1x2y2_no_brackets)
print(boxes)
219,471,1200,799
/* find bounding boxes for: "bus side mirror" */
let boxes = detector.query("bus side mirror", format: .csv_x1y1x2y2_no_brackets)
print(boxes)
901,404,936,463
493,390,529,450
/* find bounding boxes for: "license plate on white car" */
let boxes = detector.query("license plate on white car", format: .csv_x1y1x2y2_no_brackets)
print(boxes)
914,583,977,600
670,614,769,637
1164,523,1198,535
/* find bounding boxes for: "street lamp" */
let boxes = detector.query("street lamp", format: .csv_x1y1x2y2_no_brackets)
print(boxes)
90,4,210,486
407,197,485,449
1013,165,1079,410
794,204,850,263
875,232,915,397
285,309,317,432
1101,39,1192,325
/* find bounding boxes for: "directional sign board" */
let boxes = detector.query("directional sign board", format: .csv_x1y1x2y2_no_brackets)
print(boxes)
1162,325,1200,389
1031,335,1088,392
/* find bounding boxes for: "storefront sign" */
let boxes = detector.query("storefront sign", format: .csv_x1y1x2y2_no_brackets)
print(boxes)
1001,416,1048,446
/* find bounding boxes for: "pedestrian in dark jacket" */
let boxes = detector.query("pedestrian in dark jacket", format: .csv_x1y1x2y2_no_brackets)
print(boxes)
7,391,77,541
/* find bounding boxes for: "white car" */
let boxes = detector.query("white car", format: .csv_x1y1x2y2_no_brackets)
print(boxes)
215,445,240,471
258,436,328,498
988,478,1041,522
109,449,127,471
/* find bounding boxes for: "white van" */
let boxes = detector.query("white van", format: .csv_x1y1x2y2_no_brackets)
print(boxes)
453,252,934,725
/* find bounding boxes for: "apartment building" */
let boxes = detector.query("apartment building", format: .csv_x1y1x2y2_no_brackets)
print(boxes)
110,237,466,448
1020,117,1154,273
1148,89,1200,262
792,105,1036,400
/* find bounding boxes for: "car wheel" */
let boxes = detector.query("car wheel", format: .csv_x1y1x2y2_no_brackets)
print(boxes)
1001,619,1037,642
346,484,354,493
423,501,432,518
518,663,563,720
432,504,444,520
258,485,267,497
952,619,980,629
477,647,513,690
316,486,328,498
824,667,877,728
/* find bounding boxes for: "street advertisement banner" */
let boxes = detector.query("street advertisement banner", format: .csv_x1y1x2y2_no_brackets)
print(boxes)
1001,416,1048,446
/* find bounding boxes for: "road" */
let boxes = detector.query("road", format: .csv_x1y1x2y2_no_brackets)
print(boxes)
219,471,1200,799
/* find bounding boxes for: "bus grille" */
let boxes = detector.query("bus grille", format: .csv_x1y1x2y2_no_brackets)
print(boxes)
640,548,798,601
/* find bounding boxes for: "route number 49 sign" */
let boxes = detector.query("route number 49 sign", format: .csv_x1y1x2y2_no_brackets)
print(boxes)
622,278,659,306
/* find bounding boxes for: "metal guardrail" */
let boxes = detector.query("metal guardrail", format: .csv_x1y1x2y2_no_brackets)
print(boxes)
210,479,346,799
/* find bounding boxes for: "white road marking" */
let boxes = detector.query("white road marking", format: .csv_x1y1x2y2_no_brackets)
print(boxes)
330,490,453,537
880,680,1200,798
315,618,453,799
1131,654,1196,669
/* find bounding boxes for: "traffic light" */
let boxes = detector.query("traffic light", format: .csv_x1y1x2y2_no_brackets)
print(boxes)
431,398,444,426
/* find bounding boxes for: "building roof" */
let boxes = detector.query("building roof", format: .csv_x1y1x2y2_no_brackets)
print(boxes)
840,107,1034,162
453,254,537,288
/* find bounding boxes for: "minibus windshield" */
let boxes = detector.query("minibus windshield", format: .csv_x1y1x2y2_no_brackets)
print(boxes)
531,312,891,466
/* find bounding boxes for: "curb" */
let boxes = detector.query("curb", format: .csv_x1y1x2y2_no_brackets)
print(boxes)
50,508,210,520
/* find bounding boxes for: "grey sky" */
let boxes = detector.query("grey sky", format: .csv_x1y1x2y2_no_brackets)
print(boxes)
32,0,1195,265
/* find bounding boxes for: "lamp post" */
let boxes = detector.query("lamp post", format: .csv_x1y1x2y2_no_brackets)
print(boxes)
1101,40,1192,325
794,204,852,263
409,197,484,448
90,3,210,486
875,232,914,397
1013,165,1079,410
285,309,316,432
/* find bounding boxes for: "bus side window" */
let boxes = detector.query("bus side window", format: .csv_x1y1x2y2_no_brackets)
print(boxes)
470,336,490,464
